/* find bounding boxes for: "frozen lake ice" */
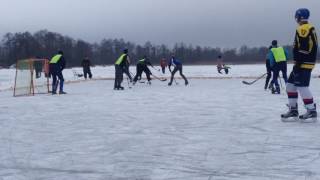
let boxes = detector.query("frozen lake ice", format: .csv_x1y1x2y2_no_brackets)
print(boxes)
1,65,320,179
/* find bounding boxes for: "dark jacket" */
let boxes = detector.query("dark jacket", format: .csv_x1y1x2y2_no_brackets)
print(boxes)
138,58,153,67
81,59,91,69
50,55,66,73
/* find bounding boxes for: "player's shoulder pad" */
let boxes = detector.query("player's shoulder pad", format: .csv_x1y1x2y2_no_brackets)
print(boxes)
297,23,315,38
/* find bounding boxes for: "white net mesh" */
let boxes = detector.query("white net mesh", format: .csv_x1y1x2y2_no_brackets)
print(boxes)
14,59,50,96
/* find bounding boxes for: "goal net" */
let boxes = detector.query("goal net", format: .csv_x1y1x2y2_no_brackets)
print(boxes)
14,59,50,97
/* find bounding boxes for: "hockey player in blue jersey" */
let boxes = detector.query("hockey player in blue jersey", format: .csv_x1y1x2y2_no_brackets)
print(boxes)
267,40,289,94
168,55,188,86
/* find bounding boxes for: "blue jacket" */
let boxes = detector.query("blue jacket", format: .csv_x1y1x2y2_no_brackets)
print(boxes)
168,58,182,71
169,58,182,66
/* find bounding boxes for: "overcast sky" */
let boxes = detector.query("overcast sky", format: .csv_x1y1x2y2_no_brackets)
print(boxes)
0,0,319,48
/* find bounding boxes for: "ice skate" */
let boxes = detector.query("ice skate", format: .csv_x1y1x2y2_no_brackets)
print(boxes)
114,86,124,90
272,86,280,94
281,105,299,122
59,91,67,94
299,105,317,123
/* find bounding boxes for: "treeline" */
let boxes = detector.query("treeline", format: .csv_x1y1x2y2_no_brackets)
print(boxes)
0,30,305,68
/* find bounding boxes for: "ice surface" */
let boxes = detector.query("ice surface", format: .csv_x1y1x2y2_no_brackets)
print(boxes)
1,65,320,180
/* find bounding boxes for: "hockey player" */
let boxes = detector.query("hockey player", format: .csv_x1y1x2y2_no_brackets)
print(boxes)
133,56,153,85
217,55,224,74
281,8,318,122
168,55,188,86
268,40,288,94
34,59,43,78
49,50,66,94
217,55,230,74
114,49,129,90
81,57,92,79
160,58,167,74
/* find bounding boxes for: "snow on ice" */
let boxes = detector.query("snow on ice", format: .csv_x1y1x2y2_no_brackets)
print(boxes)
1,65,320,180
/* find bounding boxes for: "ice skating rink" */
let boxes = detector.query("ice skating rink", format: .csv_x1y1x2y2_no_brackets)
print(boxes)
1,65,320,180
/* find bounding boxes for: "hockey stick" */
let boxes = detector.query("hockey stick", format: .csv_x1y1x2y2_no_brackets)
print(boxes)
151,74,167,81
126,76,132,89
242,73,267,85
129,71,135,80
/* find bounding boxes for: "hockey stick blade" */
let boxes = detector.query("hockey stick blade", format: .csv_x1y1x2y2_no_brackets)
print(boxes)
151,74,167,82
242,81,252,85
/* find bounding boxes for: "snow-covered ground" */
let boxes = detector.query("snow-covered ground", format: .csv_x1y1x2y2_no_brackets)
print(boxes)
1,65,320,180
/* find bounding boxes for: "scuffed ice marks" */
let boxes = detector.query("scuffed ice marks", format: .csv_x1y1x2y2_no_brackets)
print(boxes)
0,66,320,179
